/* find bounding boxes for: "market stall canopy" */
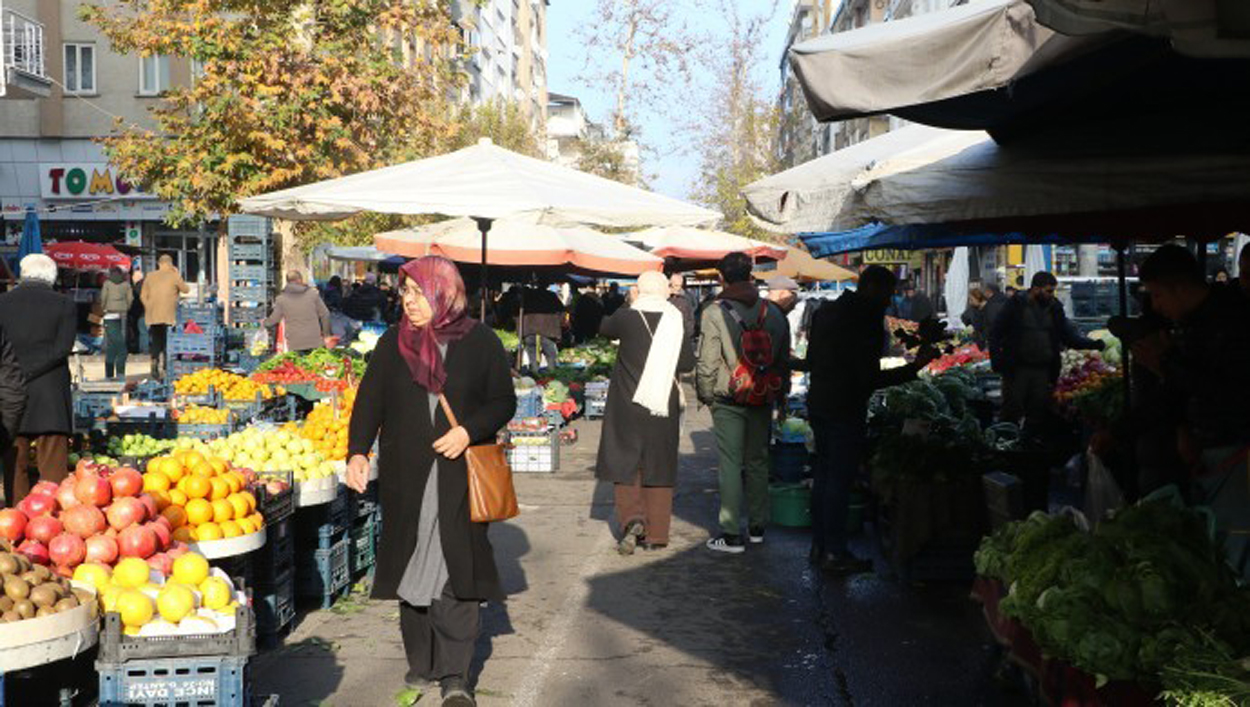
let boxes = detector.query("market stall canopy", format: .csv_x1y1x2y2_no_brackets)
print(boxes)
45,241,131,271
1028,0,1250,59
324,246,404,265
237,138,720,228
622,226,787,269
753,247,856,283
374,215,663,277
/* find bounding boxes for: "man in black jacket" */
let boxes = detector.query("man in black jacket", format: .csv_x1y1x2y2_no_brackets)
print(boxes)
989,271,1103,428
0,254,75,506
805,266,935,573
0,326,27,504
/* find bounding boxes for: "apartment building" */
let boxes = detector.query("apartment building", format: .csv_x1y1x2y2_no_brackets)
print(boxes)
454,0,550,128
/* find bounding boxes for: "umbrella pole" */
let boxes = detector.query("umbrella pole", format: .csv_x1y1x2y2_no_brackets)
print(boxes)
1115,243,1132,414
474,217,493,320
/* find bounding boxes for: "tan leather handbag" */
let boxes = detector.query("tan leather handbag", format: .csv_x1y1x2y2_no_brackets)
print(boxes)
438,394,519,523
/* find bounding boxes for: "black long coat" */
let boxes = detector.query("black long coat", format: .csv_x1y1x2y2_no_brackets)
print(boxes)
348,323,516,602
594,308,695,487
0,283,77,436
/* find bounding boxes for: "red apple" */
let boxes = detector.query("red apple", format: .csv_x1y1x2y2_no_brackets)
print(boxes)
0,508,27,543
84,535,119,565
17,492,57,519
109,468,143,498
106,497,147,531
61,504,107,539
145,552,173,576
118,525,157,559
48,533,86,568
74,475,112,507
30,481,59,497
16,539,49,565
24,515,62,545
56,478,80,511
137,494,158,522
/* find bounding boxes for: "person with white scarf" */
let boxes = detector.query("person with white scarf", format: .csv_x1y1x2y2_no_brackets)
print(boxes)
594,271,696,555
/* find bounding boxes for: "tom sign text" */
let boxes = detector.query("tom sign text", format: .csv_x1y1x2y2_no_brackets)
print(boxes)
40,163,156,200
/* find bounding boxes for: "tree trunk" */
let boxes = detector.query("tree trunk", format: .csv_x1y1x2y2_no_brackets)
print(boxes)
615,9,638,136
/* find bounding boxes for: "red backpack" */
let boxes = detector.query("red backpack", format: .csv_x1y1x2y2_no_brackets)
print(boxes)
719,301,784,406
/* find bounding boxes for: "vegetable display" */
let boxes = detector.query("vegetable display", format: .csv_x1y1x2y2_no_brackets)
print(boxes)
923,344,989,375
1054,350,1123,423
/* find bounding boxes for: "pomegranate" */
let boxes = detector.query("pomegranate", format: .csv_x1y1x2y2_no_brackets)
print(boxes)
104,527,118,538
16,539,49,565
74,475,112,507
24,515,62,545
106,497,147,531
52,565,73,579
118,525,157,559
74,458,99,478
109,468,143,498
17,492,57,519
137,494,158,522
48,533,86,568
145,552,173,576
153,515,173,533
61,504,107,539
0,508,27,542
84,535,119,565
30,481,59,497
56,478,80,510
166,541,190,559
145,521,171,552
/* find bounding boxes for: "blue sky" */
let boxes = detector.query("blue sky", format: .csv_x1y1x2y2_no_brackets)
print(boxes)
546,2,794,200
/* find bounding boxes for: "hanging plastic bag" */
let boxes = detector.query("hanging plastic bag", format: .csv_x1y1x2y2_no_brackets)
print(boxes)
249,326,270,356
1084,449,1124,522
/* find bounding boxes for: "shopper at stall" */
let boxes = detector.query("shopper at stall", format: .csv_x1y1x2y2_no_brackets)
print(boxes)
323,275,345,312
504,284,563,372
140,254,189,380
570,284,605,344
0,254,74,505
1132,244,1250,577
961,288,988,346
596,271,695,555
345,255,515,706
342,272,388,323
602,282,626,316
989,271,1103,428
264,271,332,355
100,266,133,380
127,269,147,354
980,283,1009,343
803,265,936,574
697,252,790,554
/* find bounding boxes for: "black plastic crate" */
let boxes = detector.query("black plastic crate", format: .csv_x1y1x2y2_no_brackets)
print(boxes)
295,537,350,606
348,516,376,577
97,655,249,707
294,494,348,540
253,472,295,525
107,416,175,440
254,517,293,582
99,603,255,663
346,480,378,520
254,568,294,635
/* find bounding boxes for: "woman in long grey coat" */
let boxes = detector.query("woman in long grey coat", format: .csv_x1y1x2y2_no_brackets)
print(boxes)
595,271,695,554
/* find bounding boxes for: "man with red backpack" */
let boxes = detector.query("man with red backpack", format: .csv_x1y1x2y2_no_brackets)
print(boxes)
697,253,791,554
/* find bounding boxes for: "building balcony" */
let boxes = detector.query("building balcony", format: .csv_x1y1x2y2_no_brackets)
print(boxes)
1,5,51,99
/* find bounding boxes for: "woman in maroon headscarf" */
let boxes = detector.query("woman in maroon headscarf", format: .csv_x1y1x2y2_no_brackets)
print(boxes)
347,256,515,706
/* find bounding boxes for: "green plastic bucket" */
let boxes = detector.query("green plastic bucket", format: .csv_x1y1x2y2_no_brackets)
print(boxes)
769,483,812,528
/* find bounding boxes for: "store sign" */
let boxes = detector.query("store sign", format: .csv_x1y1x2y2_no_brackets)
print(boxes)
863,249,921,266
39,163,156,200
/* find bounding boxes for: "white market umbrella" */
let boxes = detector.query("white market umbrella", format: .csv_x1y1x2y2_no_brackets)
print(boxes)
374,215,663,277
1234,233,1250,277
623,226,788,268
1024,245,1048,285
944,247,971,330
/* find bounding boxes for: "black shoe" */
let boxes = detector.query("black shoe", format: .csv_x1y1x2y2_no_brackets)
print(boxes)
808,545,824,564
617,520,645,556
706,534,745,554
819,552,873,575
441,677,475,707
748,526,765,544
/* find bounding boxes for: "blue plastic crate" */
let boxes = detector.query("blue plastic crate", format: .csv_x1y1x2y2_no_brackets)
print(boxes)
132,381,172,402
97,655,249,707
174,421,235,441
229,264,269,282
227,215,271,238
513,389,544,419
295,537,350,606
229,307,267,326
229,243,269,261
255,568,294,635
229,285,269,302
175,303,222,329
169,333,225,357
75,392,115,419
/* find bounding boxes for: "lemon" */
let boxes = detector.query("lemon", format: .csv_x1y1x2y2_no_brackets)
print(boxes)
171,553,210,586
116,589,155,628
100,584,124,613
199,577,232,611
156,584,196,623
112,557,152,589
72,563,113,591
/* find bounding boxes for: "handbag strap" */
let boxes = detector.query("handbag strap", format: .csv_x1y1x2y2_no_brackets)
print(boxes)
437,393,460,428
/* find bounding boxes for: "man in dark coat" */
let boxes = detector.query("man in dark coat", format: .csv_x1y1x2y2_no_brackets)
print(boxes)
980,283,1009,344
569,285,605,344
989,271,1103,428
602,282,626,316
0,326,27,504
0,254,76,505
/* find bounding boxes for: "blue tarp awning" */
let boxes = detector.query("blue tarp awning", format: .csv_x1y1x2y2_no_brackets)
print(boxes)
798,222,1094,258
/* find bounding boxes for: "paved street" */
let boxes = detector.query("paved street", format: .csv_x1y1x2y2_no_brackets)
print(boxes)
252,400,1018,707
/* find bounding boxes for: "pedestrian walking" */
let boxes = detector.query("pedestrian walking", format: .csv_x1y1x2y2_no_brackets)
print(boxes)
140,254,189,380
127,269,147,354
0,254,75,506
596,271,695,555
263,271,332,354
345,256,515,707
668,273,695,336
803,266,937,574
100,266,133,380
696,253,790,553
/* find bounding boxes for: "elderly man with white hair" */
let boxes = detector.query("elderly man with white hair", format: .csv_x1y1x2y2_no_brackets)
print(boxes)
0,254,76,505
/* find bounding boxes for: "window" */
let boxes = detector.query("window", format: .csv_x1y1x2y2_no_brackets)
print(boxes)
63,44,96,94
139,55,171,95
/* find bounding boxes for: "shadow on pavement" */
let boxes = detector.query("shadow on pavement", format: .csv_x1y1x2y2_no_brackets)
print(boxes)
252,636,346,705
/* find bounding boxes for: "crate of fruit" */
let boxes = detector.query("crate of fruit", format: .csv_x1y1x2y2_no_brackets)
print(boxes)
98,604,255,664
96,654,250,707
174,421,235,441
169,359,218,382
507,430,559,473
254,517,293,581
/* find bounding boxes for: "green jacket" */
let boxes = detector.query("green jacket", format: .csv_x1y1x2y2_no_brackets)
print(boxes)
696,287,791,406
100,279,133,316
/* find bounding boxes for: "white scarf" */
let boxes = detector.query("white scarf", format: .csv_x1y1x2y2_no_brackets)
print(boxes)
629,296,684,417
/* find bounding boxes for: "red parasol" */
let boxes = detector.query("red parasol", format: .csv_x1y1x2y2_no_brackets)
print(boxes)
44,241,132,271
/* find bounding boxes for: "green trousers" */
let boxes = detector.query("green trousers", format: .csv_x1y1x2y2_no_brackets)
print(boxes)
711,403,772,535
104,319,127,380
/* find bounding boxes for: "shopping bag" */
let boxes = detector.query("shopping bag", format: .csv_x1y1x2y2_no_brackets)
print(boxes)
1084,450,1124,522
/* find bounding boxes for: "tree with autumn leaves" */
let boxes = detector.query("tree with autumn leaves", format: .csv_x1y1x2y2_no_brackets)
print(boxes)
81,0,465,228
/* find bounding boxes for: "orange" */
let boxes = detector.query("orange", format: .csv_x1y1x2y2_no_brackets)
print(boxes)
182,451,207,469
161,505,188,529
208,478,230,501
235,517,256,534
184,498,213,526
196,522,223,541
190,460,215,478
171,553,209,586
227,494,250,519
169,489,188,507
149,489,172,511
117,589,155,628
184,476,211,500
143,472,171,493
209,458,228,476
224,472,244,494
219,521,242,538
210,499,234,524
172,526,196,543
249,512,265,529
238,491,257,514
161,459,186,483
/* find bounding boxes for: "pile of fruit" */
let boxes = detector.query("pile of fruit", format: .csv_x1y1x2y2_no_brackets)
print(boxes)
923,344,990,375
106,434,176,459
296,387,356,461
73,553,243,637
174,368,276,402
174,405,231,425
0,544,95,623
142,449,263,543
250,359,316,385
200,427,337,484
0,460,190,579
68,452,119,469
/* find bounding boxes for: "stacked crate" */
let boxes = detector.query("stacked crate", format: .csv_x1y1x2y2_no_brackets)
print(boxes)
168,302,225,382
226,215,275,334
507,428,560,473
254,479,296,640
347,481,379,580
293,495,351,608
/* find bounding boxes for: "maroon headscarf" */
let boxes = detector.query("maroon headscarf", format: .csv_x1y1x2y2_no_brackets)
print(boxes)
397,256,476,393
